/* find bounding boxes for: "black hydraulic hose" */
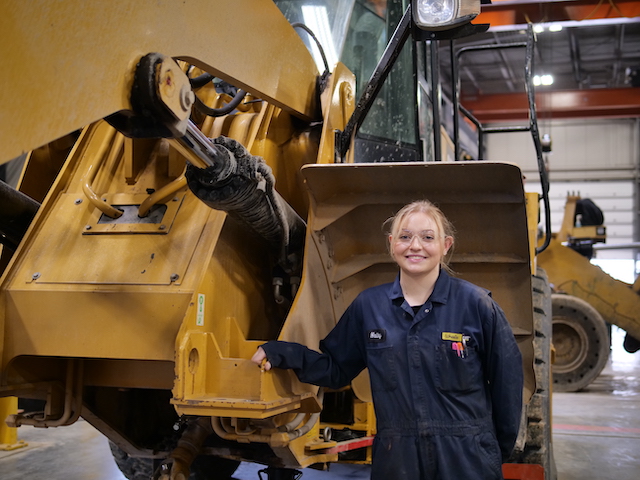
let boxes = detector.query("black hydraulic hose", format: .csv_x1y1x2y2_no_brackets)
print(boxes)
188,67,247,117
184,135,306,275
189,72,215,89
291,22,330,75
193,88,247,117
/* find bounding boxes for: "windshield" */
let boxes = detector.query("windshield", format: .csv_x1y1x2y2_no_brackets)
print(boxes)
274,0,421,158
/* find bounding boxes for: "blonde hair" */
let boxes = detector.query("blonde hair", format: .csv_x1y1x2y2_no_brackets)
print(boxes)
385,200,456,273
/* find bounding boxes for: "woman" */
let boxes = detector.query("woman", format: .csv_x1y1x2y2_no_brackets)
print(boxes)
251,200,523,480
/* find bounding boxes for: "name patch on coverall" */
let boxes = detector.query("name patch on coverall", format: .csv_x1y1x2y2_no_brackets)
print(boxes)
368,329,386,342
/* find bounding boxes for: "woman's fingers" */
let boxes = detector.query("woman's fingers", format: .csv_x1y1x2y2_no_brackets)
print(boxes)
251,347,272,371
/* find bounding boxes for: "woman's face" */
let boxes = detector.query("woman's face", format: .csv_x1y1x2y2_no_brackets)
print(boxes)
390,211,452,279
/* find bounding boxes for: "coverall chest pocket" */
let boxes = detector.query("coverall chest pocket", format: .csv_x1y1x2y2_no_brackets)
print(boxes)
365,345,398,391
435,344,483,392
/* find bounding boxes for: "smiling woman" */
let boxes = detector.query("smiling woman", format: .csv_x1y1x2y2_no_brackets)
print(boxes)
252,199,524,480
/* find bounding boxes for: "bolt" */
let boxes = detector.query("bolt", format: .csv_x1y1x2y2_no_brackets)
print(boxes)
32,272,41,280
170,273,179,282
85,225,92,230
180,85,195,111
159,224,166,230
74,198,83,205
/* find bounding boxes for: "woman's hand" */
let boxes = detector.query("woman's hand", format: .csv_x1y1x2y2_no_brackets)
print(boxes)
251,347,272,371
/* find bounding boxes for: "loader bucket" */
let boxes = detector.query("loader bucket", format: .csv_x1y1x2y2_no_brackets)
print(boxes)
297,161,536,401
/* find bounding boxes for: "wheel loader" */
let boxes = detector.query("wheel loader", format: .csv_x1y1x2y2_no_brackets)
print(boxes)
538,194,640,392
0,1,554,479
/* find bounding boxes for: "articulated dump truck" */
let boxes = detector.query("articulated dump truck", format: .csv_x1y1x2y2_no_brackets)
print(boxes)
0,1,555,479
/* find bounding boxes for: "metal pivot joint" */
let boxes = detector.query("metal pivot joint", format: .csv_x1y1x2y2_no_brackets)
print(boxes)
107,53,194,139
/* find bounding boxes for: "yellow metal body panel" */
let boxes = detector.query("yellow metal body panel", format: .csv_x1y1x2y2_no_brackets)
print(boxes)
555,194,606,244
525,191,539,274
170,65,356,426
556,195,578,243
0,0,319,163
171,218,327,418
0,31,356,466
316,63,357,165
1,121,221,365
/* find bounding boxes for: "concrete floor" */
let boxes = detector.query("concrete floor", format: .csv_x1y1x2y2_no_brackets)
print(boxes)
1,327,638,480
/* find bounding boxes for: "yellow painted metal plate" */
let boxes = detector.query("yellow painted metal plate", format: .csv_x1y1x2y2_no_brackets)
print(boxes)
171,395,312,419
4,288,192,361
84,193,185,234
18,192,209,286
0,0,319,164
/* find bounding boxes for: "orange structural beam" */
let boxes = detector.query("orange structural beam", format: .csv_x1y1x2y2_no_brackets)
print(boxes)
462,88,640,122
477,0,640,26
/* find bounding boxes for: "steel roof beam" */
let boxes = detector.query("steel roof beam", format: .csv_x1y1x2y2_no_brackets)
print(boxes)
478,0,640,26
462,87,640,121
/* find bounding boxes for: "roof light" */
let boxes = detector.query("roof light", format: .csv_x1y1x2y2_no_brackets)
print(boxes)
533,74,554,86
549,23,563,32
412,0,480,30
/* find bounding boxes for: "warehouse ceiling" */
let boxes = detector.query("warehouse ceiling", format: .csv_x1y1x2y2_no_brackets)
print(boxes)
442,0,640,121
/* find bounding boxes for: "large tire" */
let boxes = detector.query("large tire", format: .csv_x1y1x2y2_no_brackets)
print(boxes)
190,455,241,479
511,268,556,479
551,294,609,392
109,441,240,480
109,442,155,480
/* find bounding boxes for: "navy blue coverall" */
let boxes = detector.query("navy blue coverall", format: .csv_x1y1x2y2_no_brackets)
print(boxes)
261,270,523,480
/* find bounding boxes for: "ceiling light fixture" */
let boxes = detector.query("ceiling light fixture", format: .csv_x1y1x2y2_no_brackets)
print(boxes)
533,74,554,86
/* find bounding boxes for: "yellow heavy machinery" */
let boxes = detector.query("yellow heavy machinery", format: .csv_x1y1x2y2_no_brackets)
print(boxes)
538,194,640,392
1,1,554,479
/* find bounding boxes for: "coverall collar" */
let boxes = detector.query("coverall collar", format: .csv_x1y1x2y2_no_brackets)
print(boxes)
388,268,451,307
